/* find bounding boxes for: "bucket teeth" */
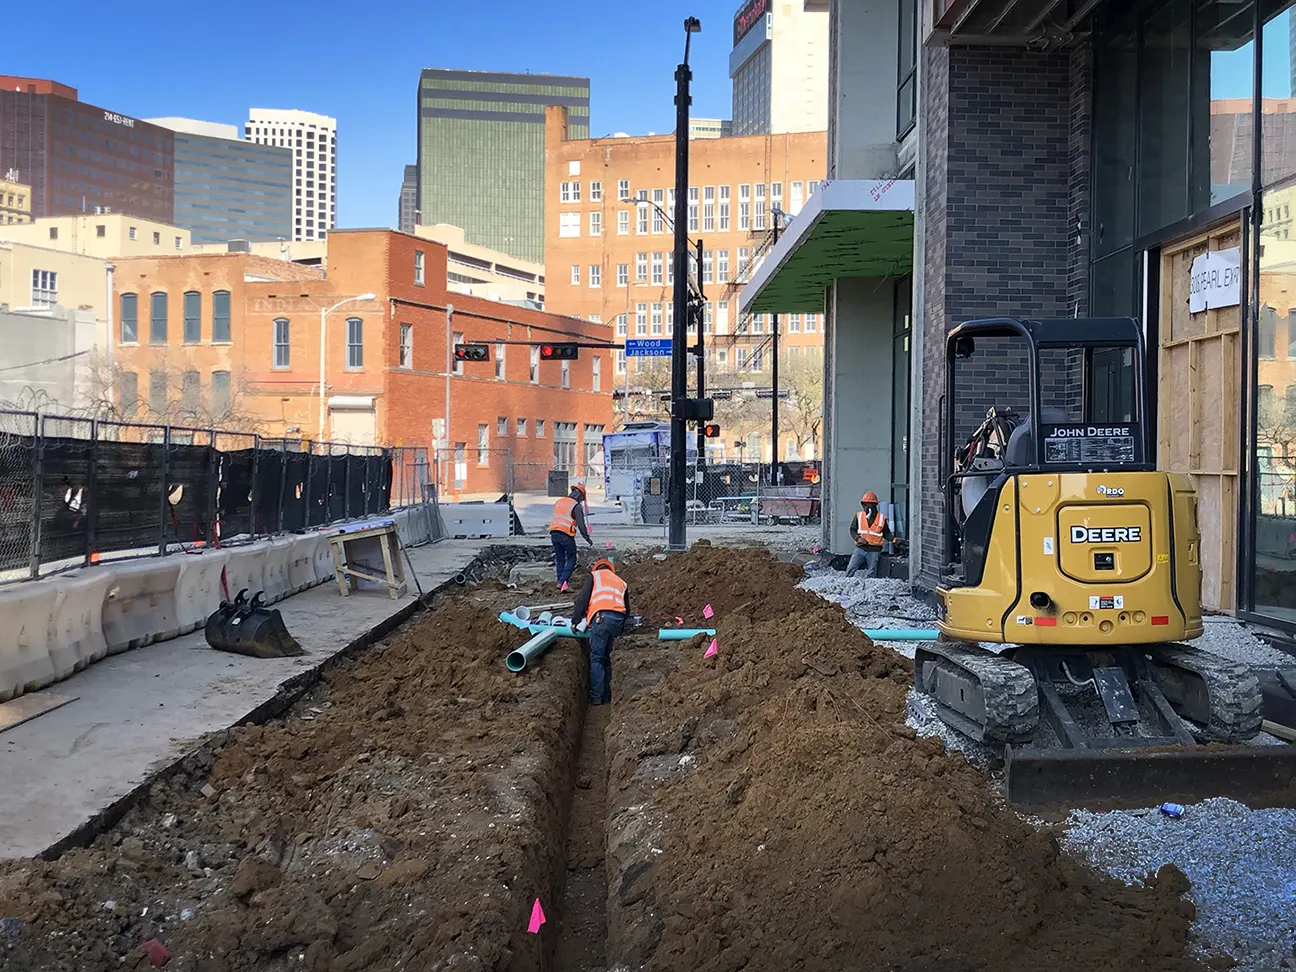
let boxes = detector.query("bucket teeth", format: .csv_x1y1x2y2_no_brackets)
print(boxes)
203,590,305,658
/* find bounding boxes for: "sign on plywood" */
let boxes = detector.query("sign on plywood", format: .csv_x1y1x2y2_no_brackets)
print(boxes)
1188,247,1241,314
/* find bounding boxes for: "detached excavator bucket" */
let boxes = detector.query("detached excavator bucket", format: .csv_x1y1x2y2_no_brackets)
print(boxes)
206,591,304,659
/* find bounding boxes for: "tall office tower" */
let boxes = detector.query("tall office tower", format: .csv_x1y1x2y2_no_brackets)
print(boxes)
245,109,337,241
399,164,418,233
730,0,829,136
417,68,590,263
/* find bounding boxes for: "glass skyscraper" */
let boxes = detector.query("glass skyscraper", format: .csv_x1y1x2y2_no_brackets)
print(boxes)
417,69,590,264
150,118,292,244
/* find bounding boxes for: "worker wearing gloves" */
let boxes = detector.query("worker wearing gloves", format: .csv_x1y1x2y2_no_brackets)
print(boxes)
572,558,629,706
549,483,593,592
847,491,903,578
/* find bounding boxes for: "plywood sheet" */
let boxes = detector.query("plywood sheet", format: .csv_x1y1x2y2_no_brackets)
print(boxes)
0,692,78,734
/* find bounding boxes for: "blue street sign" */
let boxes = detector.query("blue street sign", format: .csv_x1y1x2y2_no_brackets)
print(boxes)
624,339,674,358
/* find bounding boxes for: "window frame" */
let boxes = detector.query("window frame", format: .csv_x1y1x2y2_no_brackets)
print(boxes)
273,317,291,369
345,316,364,369
399,322,413,368
182,290,201,344
120,292,139,344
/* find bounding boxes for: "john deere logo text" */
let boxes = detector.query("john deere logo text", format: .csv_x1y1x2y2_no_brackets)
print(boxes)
1071,526,1142,543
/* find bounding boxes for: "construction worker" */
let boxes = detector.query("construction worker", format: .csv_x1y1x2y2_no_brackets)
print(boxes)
847,491,903,578
550,482,593,592
573,558,629,705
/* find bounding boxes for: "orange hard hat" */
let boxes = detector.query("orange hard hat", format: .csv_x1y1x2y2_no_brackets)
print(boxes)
861,491,879,504
572,482,587,499
591,558,615,572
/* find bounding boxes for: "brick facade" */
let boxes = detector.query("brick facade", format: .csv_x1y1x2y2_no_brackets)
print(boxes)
916,46,1085,587
112,230,612,494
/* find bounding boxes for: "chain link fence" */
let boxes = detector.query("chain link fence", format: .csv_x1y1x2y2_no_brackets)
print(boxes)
0,409,441,584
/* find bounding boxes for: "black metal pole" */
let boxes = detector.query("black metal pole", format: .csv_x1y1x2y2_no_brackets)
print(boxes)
695,237,706,473
771,213,781,486
668,29,694,551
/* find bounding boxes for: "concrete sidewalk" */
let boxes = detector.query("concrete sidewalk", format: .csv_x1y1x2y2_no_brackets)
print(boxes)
0,540,492,861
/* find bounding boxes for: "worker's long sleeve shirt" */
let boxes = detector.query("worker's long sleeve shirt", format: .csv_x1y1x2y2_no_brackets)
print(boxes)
849,512,894,550
572,574,631,621
571,502,592,544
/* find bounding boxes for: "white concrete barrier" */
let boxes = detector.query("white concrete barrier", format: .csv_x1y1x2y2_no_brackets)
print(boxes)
260,537,296,604
175,550,232,635
287,534,320,593
442,502,512,539
48,571,111,677
102,560,182,654
223,544,267,603
312,533,337,586
0,583,59,702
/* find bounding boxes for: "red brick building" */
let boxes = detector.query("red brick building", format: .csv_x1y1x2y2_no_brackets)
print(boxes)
111,229,613,493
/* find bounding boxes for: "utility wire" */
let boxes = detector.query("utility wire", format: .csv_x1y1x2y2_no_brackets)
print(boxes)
0,349,90,374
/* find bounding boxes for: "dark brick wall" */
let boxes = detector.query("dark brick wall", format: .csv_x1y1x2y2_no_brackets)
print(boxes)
916,46,1084,588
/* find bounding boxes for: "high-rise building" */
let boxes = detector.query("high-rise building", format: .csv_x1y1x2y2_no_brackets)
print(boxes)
147,118,293,244
729,0,828,136
399,164,417,233
416,69,590,264
0,76,174,222
689,118,734,139
244,109,337,242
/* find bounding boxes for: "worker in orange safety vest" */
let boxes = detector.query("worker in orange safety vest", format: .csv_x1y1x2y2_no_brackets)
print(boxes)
550,483,593,591
847,491,903,578
572,558,630,705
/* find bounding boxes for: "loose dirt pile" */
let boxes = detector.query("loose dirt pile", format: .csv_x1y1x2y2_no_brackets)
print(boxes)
0,579,584,972
609,546,1212,972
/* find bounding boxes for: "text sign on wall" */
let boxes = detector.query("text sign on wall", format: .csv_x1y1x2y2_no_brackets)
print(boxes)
103,111,135,129
733,0,770,44
1188,247,1241,314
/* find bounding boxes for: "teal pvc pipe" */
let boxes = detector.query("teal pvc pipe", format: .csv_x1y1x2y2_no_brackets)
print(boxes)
861,629,941,641
658,628,716,641
506,627,562,673
499,610,590,641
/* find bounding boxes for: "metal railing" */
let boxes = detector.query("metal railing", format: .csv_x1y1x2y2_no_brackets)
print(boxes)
0,409,440,583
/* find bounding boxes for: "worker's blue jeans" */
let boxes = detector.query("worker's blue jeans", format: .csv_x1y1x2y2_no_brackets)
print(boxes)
551,531,578,585
846,547,881,578
587,611,624,704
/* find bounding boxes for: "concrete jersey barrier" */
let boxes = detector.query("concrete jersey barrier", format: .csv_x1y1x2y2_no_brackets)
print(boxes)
102,560,183,653
0,584,60,702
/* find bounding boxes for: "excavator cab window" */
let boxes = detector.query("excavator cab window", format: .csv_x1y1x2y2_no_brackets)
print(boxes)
943,317,1150,576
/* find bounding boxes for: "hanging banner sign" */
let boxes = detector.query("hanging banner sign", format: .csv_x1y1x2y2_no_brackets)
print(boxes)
1188,247,1241,314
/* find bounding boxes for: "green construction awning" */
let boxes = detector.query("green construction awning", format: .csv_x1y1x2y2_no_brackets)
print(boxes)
740,179,915,316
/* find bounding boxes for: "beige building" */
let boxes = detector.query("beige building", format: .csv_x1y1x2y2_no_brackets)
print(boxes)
0,214,192,259
413,224,545,305
0,241,109,412
0,174,32,225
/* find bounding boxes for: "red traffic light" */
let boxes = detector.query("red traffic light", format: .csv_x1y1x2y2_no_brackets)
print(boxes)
454,343,490,362
538,342,579,360
703,423,721,438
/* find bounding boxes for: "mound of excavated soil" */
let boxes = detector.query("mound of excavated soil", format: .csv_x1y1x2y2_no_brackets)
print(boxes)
611,547,1209,972
0,584,583,972
628,540,810,625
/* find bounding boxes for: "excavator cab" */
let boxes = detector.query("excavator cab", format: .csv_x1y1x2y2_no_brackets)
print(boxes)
914,318,1273,806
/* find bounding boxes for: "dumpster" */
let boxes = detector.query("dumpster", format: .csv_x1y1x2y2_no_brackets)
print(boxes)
547,469,570,497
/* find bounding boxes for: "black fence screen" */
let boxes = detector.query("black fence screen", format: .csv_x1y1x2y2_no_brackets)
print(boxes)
0,411,434,582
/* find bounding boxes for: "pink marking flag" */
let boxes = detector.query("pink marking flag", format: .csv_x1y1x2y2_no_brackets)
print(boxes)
675,616,684,626
704,638,718,658
702,603,714,620
528,898,546,934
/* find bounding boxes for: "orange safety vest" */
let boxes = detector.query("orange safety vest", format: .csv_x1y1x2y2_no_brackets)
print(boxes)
550,496,578,536
856,510,887,546
586,570,628,622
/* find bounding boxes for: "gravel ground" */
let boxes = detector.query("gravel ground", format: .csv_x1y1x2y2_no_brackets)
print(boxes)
1198,615,1294,668
1063,799,1296,972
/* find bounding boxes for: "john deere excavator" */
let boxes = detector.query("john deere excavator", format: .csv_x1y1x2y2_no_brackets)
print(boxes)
914,318,1291,805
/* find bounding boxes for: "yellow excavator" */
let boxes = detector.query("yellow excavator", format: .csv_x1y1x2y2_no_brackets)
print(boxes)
914,318,1283,805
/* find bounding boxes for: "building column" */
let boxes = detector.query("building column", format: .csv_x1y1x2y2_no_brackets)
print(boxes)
823,276,895,553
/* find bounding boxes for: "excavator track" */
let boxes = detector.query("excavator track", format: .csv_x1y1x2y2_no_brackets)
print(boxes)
914,641,1039,745
1147,644,1264,743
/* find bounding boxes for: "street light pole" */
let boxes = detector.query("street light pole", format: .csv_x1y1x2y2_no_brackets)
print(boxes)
669,16,701,552
318,292,375,441
770,209,782,486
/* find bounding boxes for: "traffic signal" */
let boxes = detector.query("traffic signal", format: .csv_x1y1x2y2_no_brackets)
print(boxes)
702,423,721,438
454,343,490,362
539,342,580,360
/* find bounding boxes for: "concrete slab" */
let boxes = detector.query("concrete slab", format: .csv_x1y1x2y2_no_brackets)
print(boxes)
0,539,493,861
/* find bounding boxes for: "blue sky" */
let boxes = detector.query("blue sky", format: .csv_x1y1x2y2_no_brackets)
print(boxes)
5,0,742,229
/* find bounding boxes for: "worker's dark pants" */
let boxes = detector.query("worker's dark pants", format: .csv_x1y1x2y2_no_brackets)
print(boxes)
551,531,578,585
587,611,625,705
846,547,881,578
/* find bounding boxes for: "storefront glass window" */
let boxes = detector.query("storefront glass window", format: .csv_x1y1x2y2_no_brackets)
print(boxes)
1198,1,1255,209
1138,0,1193,236
1091,248,1139,317
1261,7,1296,188
1093,21,1138,256
1252,189,1296,619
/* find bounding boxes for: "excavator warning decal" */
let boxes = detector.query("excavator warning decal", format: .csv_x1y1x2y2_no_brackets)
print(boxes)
1089,595,1124,610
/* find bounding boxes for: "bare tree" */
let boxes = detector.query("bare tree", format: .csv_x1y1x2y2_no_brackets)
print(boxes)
79,348,266,434
780,349,824,460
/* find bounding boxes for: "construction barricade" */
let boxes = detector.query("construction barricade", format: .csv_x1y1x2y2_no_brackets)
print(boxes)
102,560,183,654
0,583,59,702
